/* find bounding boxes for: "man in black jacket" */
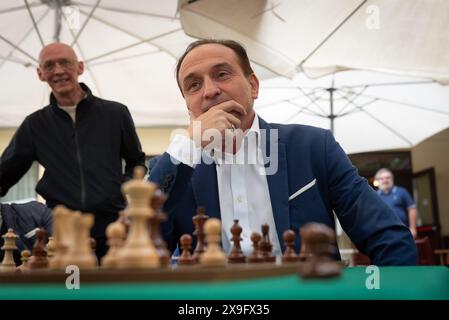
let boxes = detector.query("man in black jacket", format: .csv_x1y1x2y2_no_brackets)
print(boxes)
0,42,146,259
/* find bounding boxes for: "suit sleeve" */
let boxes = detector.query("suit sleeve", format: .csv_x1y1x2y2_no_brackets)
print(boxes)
119,105,147,180
0,118,36,197
148,152,196,250
323,130,417,266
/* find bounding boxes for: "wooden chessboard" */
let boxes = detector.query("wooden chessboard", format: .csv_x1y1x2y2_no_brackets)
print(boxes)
0,261,303,284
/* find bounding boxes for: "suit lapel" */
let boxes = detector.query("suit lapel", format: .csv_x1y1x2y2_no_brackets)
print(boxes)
191,161,221,219
260,118,290,251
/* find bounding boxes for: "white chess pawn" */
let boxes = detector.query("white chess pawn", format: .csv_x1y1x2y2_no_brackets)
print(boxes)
101,221,126,268
17,250,31,273
200,218,227,267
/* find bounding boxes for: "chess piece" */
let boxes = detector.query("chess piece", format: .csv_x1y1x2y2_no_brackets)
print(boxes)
228,219,246,263
47,236,55,259
149,188,171,266
282,230,300,263
118,210,130,235
192,207,209,262
90,238,96,252
298,225,312,262
117,167,160,268
90,237,99,265
17,250,31,273
61,212,97,269
49,205,72,269
248,232,264,263
259,224,276,262
101,221,126,268
297,223,343,279
200,218,226,267
29,228,49,269
178,234,195,265
0,228,19,272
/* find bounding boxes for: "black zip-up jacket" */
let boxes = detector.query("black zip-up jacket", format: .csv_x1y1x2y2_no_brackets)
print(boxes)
0,83,146,233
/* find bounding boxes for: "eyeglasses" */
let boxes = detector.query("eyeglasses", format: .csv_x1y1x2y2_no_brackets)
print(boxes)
41,58,76,73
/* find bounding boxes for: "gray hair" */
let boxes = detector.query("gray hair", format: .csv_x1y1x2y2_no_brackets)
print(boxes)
375,168,394,180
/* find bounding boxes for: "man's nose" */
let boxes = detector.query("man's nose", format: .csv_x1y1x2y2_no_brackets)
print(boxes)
203,77,220,99
53,62,65,74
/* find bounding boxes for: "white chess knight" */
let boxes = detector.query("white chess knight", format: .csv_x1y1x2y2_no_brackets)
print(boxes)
116,167,160,268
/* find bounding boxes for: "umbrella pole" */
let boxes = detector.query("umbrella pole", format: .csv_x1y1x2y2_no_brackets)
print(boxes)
327,87,336,135
53,0,63,42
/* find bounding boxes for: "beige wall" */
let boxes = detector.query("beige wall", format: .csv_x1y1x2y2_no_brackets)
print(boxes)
0,129,15,152
136,126,186,156
0,126,183,157
411,128,449,237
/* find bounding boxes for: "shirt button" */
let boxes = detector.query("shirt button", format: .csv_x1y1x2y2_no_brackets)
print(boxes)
237,196,243,203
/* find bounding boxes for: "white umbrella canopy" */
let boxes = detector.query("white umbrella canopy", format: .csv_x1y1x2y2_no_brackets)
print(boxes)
180,0,449,84
0,0,198,128
255,70,449,154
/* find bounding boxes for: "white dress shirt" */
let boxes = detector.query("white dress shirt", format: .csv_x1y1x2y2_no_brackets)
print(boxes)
167,114,281,257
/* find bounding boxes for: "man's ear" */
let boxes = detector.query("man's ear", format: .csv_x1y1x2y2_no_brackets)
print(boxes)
249,73,259,99
37,67,44,81
77,61,84,75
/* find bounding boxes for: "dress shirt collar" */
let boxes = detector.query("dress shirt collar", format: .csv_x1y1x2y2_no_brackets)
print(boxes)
211,114,262,165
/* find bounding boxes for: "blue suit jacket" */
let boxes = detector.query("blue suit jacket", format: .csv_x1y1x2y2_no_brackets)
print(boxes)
149,118,417,266
0,201,53,264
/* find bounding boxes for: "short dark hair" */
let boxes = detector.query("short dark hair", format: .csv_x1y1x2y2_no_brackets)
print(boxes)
175,39,254,94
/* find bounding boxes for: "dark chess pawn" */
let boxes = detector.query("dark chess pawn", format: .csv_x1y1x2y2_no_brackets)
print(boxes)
192,207,209,262
259,224,276,263
282,230,300,263
228,220,246,263
90,237,99,265
118,210,130,235
248,232,264,263
90,237,97,252
150,188,171,266
298,226,312,262
178,234,195,265
29,228,49,269
297,223,343,279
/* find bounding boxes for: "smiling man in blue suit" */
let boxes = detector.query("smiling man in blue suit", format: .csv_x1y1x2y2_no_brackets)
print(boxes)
149,39,417,266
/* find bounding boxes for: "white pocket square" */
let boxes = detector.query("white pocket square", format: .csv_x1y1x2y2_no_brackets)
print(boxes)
24,227,40,239
289,179,317,201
